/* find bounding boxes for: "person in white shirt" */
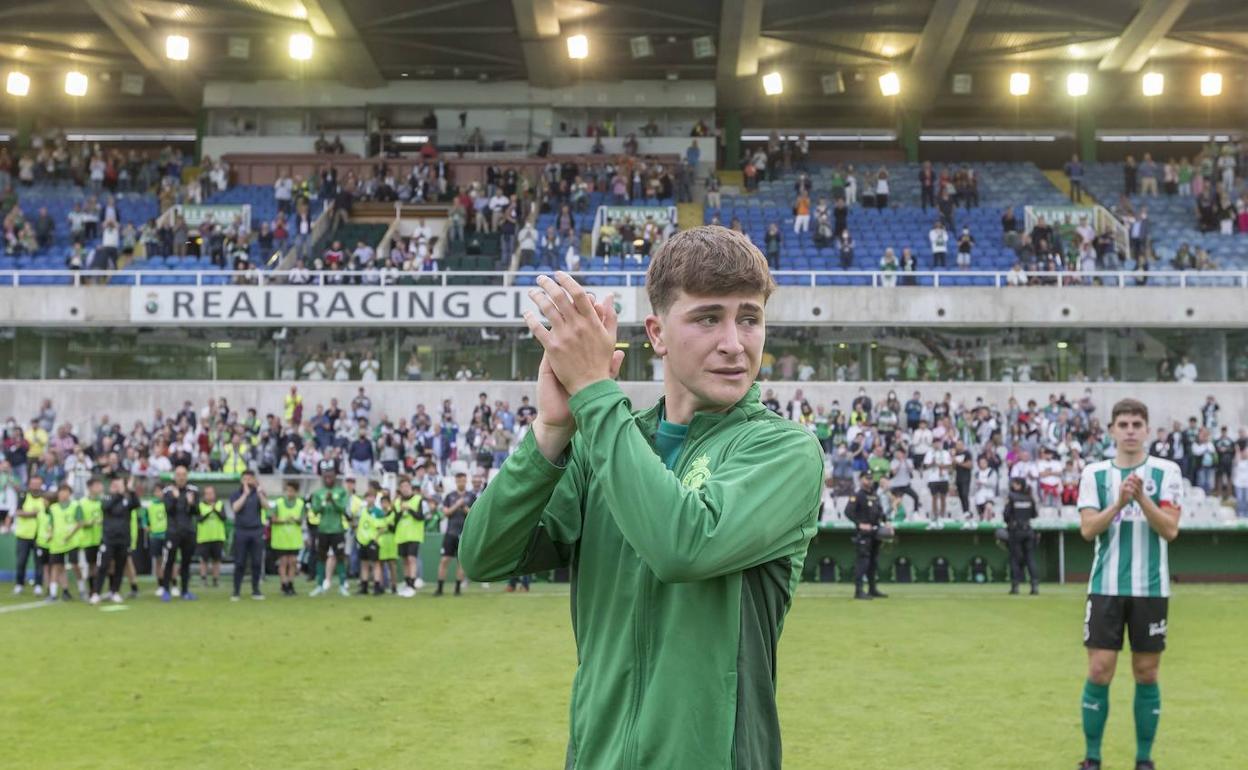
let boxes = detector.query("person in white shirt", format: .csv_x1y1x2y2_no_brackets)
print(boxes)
1174,356,1197,383
455,365,473,381
923,441,954,519
1009,449,1039,495
929,221,949,268
332,351,353,382
274,174,294,215
359,353,380,383
302,356,327,381
972,456,999,521
1036,448,1064,509
844,167,858,207
911,420,934,469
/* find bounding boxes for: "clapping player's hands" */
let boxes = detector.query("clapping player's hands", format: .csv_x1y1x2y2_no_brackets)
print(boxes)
524,273,625,461
1117,474,1142,509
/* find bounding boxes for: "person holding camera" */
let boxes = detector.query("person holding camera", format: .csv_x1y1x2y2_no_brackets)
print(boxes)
230,469,269,601
846,474,888,600
1003,476,1040,595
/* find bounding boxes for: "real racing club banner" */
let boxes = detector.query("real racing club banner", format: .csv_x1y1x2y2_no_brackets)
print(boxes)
129,285,641,326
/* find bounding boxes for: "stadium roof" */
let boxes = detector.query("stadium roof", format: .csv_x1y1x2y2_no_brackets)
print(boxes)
2,0,1248,118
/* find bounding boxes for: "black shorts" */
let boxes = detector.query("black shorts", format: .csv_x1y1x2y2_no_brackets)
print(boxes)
48,551,67,565
928,481,950,495
399,542,421,559
35,546,49,562
1084,594,1169,653
272,548,301,557
83,545,99,565
317,532,346,561
441,534,460,558
358,542,379,562
198,541,224,561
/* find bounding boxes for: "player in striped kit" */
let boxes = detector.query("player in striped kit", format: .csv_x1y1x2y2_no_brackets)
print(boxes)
1074,399,1182,770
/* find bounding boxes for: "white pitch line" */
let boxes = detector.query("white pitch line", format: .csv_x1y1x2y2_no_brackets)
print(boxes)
0,600,55,614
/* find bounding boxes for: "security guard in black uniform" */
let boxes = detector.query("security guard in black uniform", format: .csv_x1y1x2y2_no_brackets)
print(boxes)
1003,477,1039,595
846,474,888,600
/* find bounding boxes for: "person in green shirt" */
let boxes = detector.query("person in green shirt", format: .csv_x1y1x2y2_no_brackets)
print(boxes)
46,484,82,601
394,477,429,598
461,228,824,769
270,481,306,597
73,477,105,598
196,485,227,588
354,488,383,595
866,443,892,484
142,486,169,596
374,484,399,595
7,474,47,595
309,460,351,597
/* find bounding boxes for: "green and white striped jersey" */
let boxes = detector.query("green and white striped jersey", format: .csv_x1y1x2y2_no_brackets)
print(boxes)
1077,457,1183,598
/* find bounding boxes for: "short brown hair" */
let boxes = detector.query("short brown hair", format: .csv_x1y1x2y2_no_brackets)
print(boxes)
645,226,776,315
1110,398,1149,425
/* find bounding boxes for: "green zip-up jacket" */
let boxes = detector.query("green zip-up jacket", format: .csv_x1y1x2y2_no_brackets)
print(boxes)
460,379,824,770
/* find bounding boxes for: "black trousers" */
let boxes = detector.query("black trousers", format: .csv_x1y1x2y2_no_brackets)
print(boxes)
890,484,921,512
93,539,130,595
920,187,934,210
162,531,196,592
1008,531,1038,588
233,529,264,595
15,536,41,586
955,475,972,514
853,535,881,589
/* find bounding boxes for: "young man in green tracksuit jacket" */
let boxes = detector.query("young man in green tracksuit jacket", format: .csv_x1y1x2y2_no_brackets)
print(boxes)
460,227,825,770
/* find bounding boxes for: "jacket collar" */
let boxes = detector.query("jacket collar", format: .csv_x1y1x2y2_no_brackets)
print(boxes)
635,382,765,440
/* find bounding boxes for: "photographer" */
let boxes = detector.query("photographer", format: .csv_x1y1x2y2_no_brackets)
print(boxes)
230,470,269,600
846,474,888,600
1003,476,1040,595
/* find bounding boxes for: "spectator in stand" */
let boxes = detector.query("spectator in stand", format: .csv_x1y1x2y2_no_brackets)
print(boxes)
793,191,810,237
956,226,975,270
763,223,781,270
919,161,936,211
516,219,538,267
1123,154,1138,196
836,230,855,269
1064,154,1084,203
929,220,949,268
879,248,899,287
1138,153,1159,197
874,167,889,210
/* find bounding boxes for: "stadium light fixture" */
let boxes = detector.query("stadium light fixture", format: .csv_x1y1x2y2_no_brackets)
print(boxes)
65,71,88,97
566,34,588,60
1141,72,1163,97
1008,72,1030,96
762,71,783,96
289,33,313,61
6,71,30,97
879,71,900,96
1066,72,1088,97
1200,72,1222,97
166,34,189,61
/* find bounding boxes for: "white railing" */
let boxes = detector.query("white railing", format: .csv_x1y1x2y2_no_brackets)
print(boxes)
1,269,1246,289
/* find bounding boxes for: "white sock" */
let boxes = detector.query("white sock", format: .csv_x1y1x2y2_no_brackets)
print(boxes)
50,583,59,597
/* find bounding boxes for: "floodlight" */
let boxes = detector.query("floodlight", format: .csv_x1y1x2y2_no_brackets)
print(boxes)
567,34,588,60
879,71,900,96
1009,72,1030,96
166,35,189,61
762,71,783,95
6,71,29,97
1066,72,1089,96
65,71,88,97
289,33,313,61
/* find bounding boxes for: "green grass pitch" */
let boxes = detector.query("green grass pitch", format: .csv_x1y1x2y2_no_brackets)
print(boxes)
2,581,1244,769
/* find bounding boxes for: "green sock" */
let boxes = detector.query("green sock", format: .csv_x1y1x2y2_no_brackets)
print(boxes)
1081,680,1110,762
335,562,347,585
1134,682,1161,762
315,562,325,584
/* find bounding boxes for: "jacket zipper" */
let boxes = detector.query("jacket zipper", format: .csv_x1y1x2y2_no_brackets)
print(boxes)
620,426,719,768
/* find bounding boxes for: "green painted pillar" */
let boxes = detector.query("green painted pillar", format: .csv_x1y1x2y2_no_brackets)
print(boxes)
722,111,741,169
1075,108,1097,163
195,109,206,161
15,113,34,152
899,110,920,162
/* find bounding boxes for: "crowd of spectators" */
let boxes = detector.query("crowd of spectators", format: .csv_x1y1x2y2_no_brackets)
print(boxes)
4,390,1246,524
